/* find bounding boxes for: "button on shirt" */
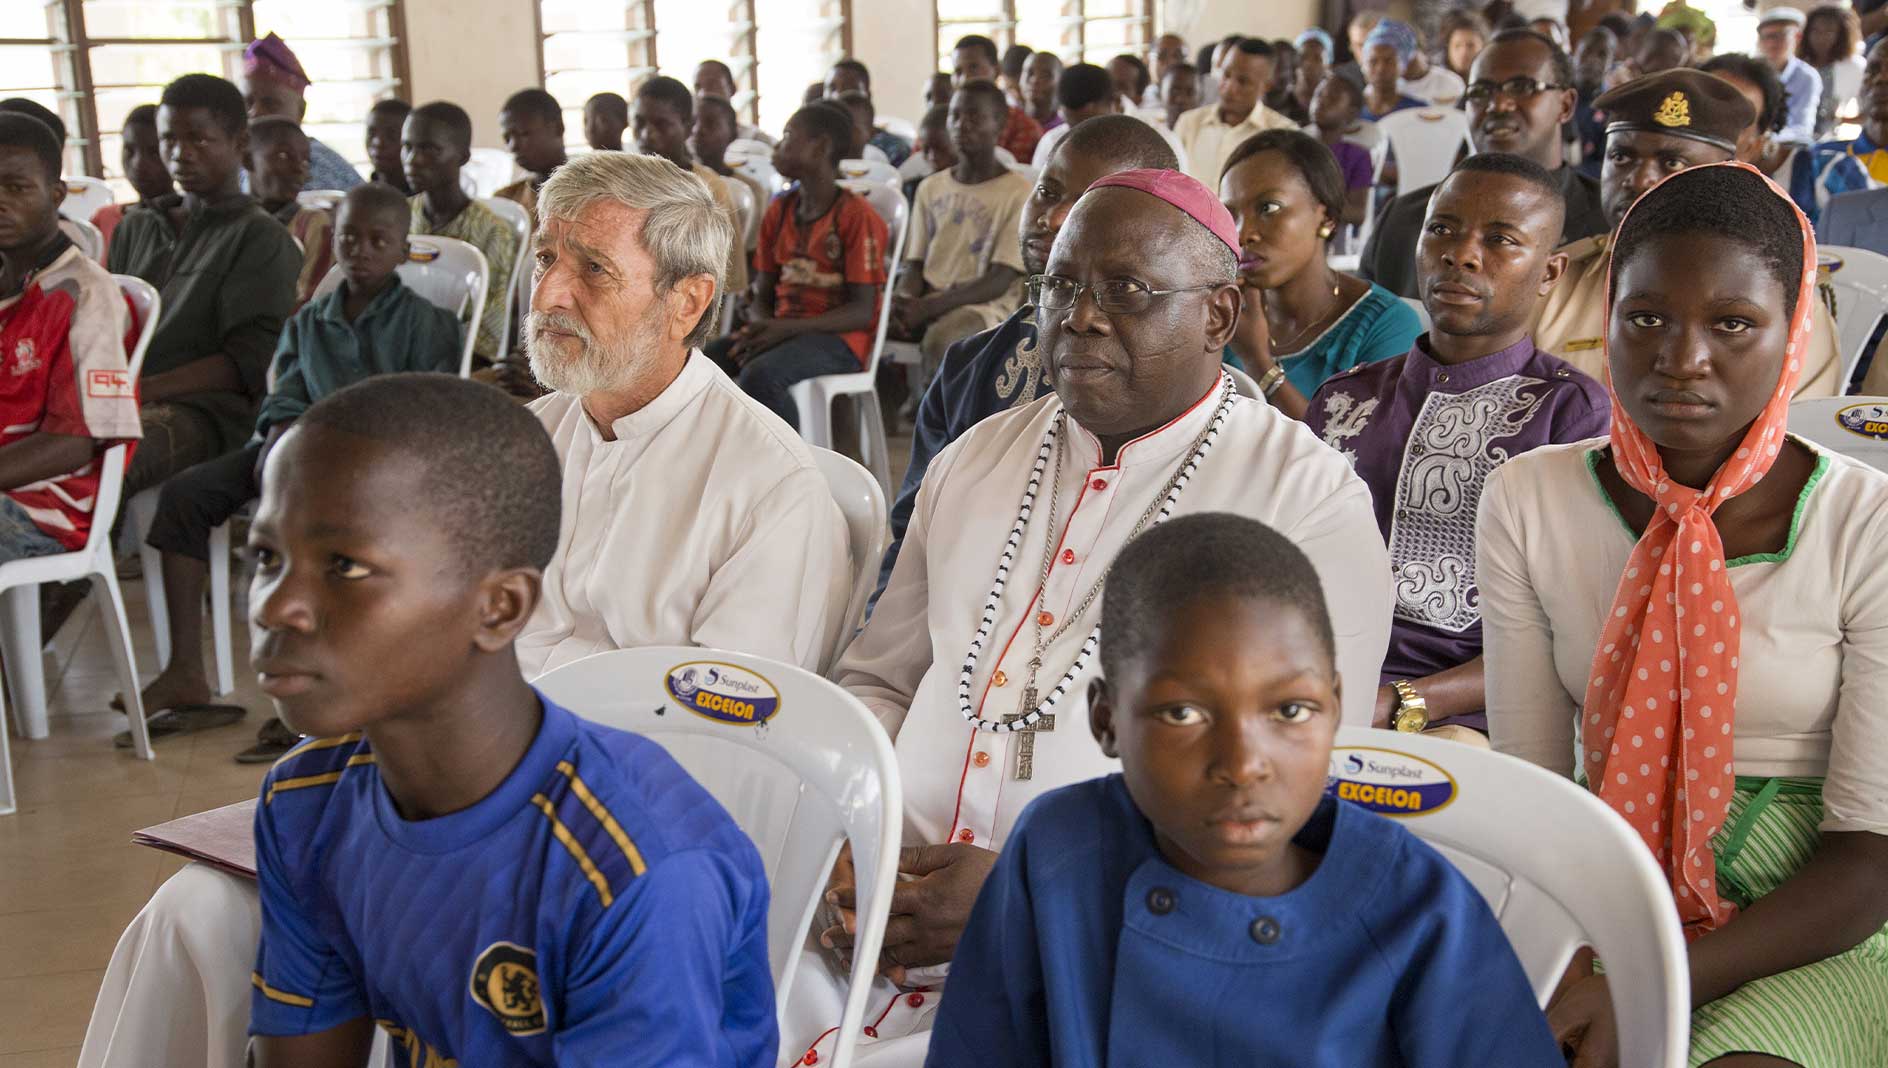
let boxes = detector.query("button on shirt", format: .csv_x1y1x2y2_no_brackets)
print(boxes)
1306,336,1609,728
928,777,1563,1068
518,352,851,678
1173,102,1300,187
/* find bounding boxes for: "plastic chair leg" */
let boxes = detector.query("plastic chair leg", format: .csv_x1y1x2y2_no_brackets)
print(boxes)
208,522,233,698
129,491,170,670
0,687,14,814
0,584,47,739
797,383,833,450
859,393,892,497
90,568,151,762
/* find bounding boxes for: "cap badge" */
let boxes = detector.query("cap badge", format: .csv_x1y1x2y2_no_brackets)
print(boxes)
1654,91,1691,129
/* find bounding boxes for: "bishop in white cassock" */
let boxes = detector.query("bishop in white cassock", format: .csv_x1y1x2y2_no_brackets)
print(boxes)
783,169,1393,1065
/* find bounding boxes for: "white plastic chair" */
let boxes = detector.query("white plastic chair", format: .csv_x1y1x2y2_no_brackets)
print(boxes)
294,189,346,213
877,116,918,143
725,137,786,196
480,196,532,366
717,178,757,335
128,237,488,699
0,276,158,815
1814,245,1888,389
1226,365,1261,399
837,158,900,188
58,217,103,262
59,176,114,223
786,179,908,495
1375,107,1473,199
532,646,901,1068
462,147,518,198
1789,396,1888,471
1403,294,1433,331
808,448,887,655
1329,726,1689,1067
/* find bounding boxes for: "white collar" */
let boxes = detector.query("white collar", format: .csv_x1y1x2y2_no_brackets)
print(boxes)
581,348,713,444
1064,371,1231,471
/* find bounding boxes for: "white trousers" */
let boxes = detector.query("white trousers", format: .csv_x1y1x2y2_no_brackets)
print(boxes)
778,942,939,1067
77,863,388,1068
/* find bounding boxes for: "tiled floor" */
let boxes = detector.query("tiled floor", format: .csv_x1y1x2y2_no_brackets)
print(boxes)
0,575,274,1062
0,425,916,1061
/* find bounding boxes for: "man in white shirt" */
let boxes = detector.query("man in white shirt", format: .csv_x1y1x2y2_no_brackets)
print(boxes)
783,169,1392,1064
1173,38,1300,185
520,151,850,676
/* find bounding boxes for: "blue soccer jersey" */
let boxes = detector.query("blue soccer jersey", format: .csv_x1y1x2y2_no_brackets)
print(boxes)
249,692,776,1067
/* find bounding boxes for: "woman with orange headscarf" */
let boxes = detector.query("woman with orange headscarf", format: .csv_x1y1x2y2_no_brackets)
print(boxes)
1478,162,1888,1066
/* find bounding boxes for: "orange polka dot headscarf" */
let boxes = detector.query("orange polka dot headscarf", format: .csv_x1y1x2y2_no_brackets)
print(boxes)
1585,161,1817,938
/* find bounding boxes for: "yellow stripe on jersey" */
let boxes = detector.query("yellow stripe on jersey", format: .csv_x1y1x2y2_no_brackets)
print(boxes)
252,972,315,1007
266,753,377,804
531,792,615,907
271,730,364,769
554,760,648,877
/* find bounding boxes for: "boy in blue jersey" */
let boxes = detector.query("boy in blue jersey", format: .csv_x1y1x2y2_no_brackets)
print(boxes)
928,513,1561,1067
244,374,776,1068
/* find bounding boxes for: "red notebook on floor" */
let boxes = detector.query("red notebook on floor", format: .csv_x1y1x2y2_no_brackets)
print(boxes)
133,799,258,880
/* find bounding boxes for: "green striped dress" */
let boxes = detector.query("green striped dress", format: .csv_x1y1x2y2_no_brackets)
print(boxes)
1687,777,1888,1066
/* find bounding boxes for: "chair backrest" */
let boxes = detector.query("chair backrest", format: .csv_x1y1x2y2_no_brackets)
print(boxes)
1789,396,1888,471
295,189,347,213
88,276,160,558
877,116,918,143
838,178,911,379
462,147,518,198
1376,107,1473,198
312,235,488,377
533,647,901,1068
714,178,759,335
837,158,901,188
1815,245,1888,389
1226,365,1261,399
58,217,103,261
1402,294,1432,331
808,448,888,652
59,176,113,222
480,196,532,364
1327,727,1689,1067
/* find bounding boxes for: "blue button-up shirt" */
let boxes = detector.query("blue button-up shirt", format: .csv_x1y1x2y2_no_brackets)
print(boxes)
930,776,1563,1068
1778,56,1825,147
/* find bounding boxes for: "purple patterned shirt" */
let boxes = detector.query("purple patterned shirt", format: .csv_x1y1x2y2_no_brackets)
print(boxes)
1306,335,1610,727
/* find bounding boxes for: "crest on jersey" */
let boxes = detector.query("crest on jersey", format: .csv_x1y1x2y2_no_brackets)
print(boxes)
470,941,545,1035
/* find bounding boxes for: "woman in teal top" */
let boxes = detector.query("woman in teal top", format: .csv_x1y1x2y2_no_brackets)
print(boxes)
1218,128,1422,419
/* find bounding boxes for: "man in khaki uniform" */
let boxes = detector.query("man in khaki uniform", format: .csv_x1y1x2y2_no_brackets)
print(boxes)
1531,68,1841,397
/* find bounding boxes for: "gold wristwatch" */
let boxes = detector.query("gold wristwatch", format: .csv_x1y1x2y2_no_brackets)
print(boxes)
1390,680,1428,733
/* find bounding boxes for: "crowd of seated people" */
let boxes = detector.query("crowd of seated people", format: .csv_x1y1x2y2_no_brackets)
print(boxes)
16,8,1888,1068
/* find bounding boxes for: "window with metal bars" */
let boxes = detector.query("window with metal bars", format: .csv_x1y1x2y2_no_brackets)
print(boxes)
536,0,848,149
0,0,406,198
935,0,1152,72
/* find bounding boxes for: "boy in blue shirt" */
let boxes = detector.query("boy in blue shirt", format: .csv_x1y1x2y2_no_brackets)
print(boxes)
929,513,1561,1067
244,374,776,1067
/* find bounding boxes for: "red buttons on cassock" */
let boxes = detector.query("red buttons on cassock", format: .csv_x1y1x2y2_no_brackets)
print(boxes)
992,670,1007,687
907,993,926,1008
803,1053,819,1065
957,828,975,843
1037,611,1055,627
972,751,991,767
863,1027,878,1039
1091,478,1108,491
1061,549,1076,564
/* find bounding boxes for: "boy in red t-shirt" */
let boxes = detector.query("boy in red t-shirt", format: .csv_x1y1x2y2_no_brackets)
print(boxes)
0,112,141,562
704,103,889,430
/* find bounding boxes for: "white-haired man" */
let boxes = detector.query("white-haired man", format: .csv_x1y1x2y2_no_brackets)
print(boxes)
520,151,850,675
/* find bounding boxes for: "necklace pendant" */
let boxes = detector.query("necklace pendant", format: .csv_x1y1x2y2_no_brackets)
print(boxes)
1019,685,1038,717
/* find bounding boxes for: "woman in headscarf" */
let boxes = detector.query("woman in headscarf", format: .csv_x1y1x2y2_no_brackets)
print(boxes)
1479,162,1888,1066
1360,19,1430,120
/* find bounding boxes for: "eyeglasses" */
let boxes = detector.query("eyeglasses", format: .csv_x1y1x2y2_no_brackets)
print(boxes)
1462,76,1569,105
1028,274,1221,315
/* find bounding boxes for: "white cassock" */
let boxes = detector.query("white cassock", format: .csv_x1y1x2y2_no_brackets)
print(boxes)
782,374,1394,1065
519,349,852,677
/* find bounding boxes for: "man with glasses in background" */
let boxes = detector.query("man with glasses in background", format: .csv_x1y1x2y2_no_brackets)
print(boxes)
1361,29,1606,300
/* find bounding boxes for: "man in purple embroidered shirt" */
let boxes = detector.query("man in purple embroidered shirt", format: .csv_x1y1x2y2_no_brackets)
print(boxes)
1306,153,1609,738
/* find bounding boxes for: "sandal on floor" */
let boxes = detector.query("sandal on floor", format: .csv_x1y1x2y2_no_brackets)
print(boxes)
113,703,247,748
233,717,302,764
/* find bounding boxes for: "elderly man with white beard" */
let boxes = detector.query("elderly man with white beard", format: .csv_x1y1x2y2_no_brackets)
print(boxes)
520,151,850,675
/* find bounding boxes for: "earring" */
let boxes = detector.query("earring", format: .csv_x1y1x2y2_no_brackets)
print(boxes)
1318,224,1335,239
